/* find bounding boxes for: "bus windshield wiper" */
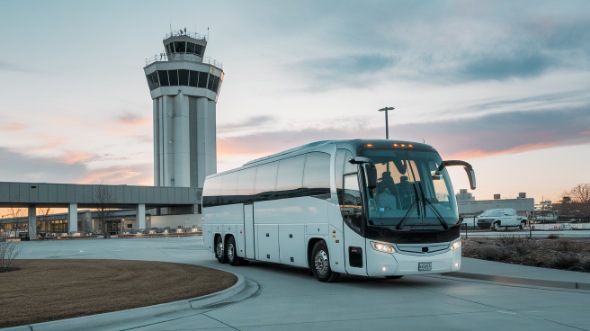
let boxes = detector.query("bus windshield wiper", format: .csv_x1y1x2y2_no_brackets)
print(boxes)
415,181,449,230
396,183,421,230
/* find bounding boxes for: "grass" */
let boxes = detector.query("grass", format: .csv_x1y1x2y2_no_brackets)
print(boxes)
0,259,237,328
462,237,590,272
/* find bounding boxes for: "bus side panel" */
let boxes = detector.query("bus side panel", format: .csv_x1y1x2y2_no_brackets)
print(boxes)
256,224,280,262
279,224,306,267
244,204,255,259
204,204,244,255
327,204,345,273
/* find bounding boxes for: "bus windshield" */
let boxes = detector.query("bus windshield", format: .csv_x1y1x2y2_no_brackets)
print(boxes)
359,149,459,228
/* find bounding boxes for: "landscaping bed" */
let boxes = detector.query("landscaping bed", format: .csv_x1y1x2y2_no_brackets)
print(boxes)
462,236,590,272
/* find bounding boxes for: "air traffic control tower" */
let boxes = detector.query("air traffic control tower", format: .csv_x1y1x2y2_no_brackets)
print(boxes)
143,30,223,190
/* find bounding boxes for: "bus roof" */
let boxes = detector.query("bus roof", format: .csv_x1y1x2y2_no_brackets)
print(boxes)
243,139,436,166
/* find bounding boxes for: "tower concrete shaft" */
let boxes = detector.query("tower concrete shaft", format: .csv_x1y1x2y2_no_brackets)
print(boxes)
143,30,223,190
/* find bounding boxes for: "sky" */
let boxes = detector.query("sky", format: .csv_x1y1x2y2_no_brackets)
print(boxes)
0,0,589,204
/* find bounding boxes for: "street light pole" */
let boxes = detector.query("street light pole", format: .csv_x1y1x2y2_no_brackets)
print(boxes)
378,106,394,139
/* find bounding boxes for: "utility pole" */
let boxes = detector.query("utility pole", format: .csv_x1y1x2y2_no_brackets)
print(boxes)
378,107,394,139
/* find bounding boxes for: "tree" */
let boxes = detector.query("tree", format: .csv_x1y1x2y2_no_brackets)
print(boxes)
95,184,114,238
569,183,590,204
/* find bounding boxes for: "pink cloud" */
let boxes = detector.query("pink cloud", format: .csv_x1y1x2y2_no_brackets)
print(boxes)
76,164,152,185
0,122,25,132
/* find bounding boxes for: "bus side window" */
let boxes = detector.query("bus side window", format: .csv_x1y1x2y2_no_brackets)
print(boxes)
343,174,363,233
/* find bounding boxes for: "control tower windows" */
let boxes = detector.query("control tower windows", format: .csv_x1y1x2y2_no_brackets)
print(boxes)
179,70,189,86
193,44,203,57
186,42,195,54
158,71,170,86
174,41,186,53
168,70,179,85
189,71,199,87
197,72,208,88
165,41,205,57
146,70,222,93
147,72,160,90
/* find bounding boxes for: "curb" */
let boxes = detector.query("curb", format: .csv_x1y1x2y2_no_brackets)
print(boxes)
444,272,590,291
4,273,251,331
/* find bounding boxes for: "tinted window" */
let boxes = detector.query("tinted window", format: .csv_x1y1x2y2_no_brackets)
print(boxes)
168,70,179,86
335,149,354,204
276,155,305,193
207,74,215,90
186,42,195,54
158,71,169,86
147,72,160,90
202,175,221,207
178,70,189,86
194,44,203,56
255,162,278,197
189,70,198,87
237,167,256,201
198,72,208,88
209,76,219,92
220,172,238,204
175,41,185,53
303,152,330,191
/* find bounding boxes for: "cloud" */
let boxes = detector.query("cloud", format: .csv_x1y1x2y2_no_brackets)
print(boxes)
217,105,590,167
77,164,152,185
0,147,87,183
117,112,150,126
0,122,25,132
218,115,275,134
0,147,152,185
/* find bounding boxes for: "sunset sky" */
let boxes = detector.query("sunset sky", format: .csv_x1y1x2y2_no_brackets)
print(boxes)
0,0,589,204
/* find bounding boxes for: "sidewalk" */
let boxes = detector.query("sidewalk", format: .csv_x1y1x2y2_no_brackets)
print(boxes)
447,257,590,291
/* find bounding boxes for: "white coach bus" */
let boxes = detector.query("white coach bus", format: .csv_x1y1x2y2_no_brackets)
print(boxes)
202,139,476,282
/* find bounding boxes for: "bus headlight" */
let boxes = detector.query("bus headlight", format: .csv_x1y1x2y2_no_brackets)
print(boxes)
450,240,461,251
371,241,395,254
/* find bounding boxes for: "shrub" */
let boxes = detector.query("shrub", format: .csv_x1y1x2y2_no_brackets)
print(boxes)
0,241,21,272
548,253,581,271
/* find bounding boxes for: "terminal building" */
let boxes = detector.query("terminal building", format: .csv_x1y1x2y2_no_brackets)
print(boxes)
0,29,223,237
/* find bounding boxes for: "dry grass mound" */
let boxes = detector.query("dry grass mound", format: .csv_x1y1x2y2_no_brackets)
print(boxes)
463,237,590,272
0,259,237,328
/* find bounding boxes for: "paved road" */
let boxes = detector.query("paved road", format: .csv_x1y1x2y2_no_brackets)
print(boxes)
12,237,590,331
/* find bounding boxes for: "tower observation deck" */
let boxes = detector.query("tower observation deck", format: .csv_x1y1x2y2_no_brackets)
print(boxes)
144,29,224,190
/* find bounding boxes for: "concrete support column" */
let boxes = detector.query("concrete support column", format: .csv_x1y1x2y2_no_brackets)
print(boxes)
28,205,37,238
68,203,78,233
137,204,146,230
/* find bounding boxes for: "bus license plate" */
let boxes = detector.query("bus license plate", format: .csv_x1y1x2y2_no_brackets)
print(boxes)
418,262,432,271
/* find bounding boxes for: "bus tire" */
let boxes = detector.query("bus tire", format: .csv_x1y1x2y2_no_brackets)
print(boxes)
311,241,339,282
226,236,242,266
215,236,227,263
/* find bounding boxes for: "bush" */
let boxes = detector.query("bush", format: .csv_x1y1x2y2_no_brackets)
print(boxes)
0,241,21,272
548,253,581,271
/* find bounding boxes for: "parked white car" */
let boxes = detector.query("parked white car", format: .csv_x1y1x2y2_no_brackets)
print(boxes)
476,208,527,231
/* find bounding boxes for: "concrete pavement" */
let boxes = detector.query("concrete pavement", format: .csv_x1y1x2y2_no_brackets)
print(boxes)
2,239,590,330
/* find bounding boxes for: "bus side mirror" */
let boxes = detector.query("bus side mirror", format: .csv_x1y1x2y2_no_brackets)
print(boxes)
439,160,477,190
349,157,377,189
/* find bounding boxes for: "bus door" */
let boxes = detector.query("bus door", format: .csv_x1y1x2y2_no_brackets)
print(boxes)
244,203,255,259
342,173,368,276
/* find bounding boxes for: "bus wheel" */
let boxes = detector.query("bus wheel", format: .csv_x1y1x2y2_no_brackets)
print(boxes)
311,241,339,282
215,236,227,263
226,236,242,266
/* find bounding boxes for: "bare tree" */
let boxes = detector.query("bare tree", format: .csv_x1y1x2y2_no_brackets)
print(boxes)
569,183,590,204
95,184,114,238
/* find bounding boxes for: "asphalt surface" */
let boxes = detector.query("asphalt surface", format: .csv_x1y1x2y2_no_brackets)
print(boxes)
5,236,590,331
